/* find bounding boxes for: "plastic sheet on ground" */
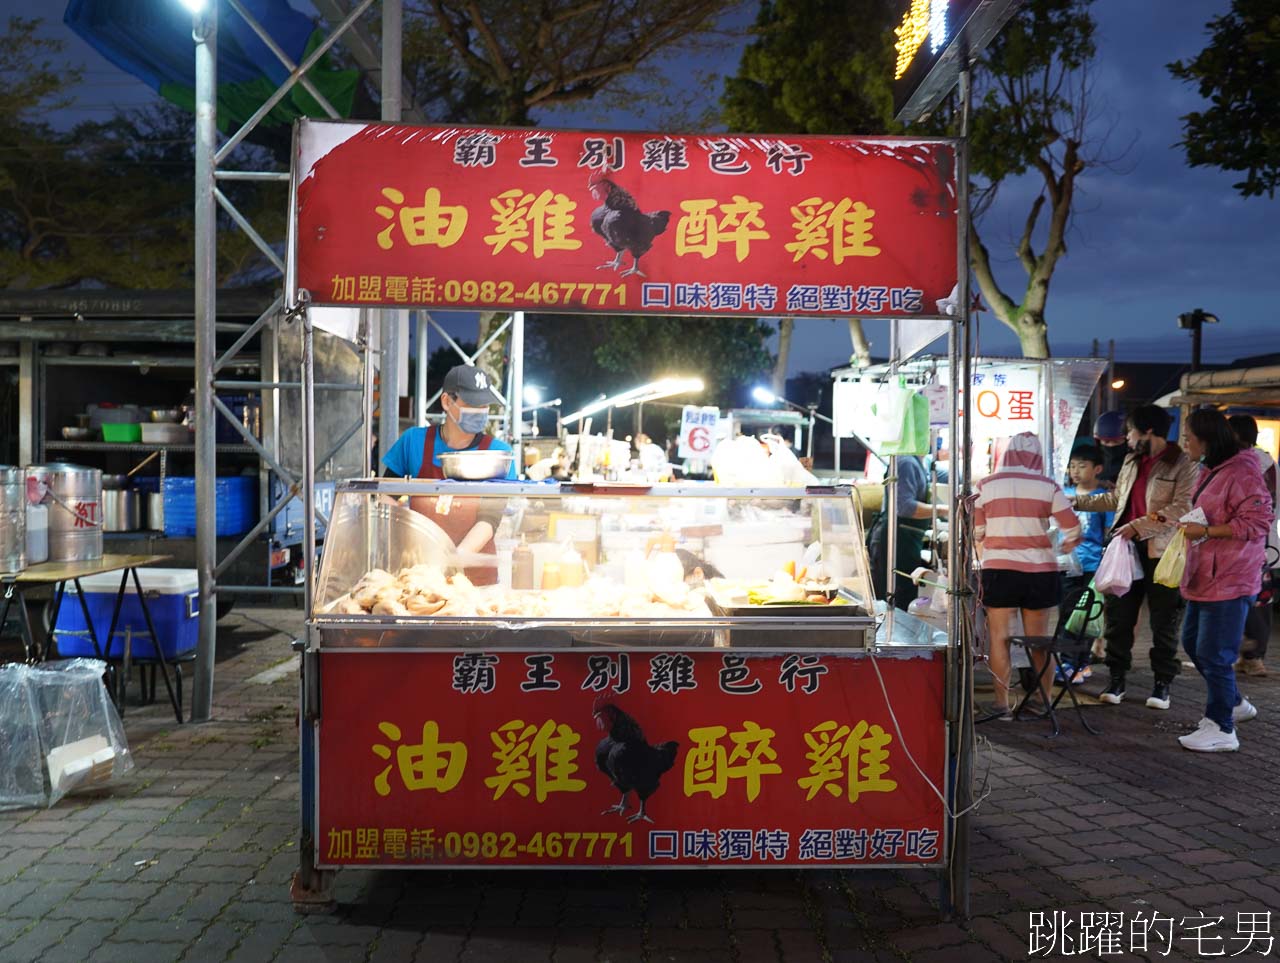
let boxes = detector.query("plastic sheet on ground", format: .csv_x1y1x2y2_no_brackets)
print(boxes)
0,659,133,810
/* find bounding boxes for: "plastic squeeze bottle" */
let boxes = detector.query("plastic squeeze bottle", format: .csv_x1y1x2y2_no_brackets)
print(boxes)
645,532,684,592
511,537,535,590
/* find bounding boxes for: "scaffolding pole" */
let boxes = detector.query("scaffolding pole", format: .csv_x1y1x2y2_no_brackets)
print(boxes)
191,3,219,722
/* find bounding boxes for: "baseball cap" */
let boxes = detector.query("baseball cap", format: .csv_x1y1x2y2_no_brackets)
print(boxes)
442,364,501,407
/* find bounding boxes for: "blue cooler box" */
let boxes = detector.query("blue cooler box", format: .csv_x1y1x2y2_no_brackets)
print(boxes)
54,568,199,661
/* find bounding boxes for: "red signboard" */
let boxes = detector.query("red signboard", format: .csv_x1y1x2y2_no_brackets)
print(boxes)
295,121,958,319
316,650,946,868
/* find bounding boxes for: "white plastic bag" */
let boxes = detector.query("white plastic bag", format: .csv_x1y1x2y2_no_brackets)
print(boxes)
0,659,133,810
1095,537,1142,597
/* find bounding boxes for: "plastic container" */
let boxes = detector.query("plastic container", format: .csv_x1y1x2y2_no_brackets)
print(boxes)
53,568,199,660
101,423,142,444
163,476,257,537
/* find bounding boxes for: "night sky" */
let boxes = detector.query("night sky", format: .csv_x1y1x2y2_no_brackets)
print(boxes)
13,1,1279,376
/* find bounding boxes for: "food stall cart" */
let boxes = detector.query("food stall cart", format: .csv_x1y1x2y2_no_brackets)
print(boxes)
284,119,973,913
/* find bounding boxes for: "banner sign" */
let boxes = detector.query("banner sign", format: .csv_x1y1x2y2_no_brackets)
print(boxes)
678,405,721,460
295,121,958,319
316,650,946,868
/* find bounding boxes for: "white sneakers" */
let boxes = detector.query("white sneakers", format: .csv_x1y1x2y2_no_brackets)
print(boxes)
1178,701,1256,752
1233,698,1258,722
1179,719,1239,752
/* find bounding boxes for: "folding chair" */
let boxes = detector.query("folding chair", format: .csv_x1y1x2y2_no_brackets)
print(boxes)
1008,585,1104,737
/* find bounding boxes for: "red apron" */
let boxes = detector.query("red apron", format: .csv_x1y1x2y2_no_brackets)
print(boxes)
410,426,498,585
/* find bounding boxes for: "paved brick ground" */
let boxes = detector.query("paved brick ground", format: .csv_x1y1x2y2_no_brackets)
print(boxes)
2,605,1278,962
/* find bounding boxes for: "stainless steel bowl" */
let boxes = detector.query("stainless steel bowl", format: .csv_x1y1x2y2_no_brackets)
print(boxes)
61,426,92,440
438,450,515,480
148,408,184,423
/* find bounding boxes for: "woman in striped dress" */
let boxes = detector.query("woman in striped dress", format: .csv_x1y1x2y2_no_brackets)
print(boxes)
973,432,1081,719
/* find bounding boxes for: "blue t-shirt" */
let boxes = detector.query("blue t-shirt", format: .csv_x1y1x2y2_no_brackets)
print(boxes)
1064,483,1113,574
382,427,517,479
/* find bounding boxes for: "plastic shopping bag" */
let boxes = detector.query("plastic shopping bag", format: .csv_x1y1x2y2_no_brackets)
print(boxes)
1154,528,1188,588
1064,578,1105,637
878,390,930,456
1095,537,1141,597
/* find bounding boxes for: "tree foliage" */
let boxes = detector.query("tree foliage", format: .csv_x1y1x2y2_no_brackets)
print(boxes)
720,0,1104,360
721,0,898,136
403,0,742,125
1168,0,1280,199
966,0,1099,358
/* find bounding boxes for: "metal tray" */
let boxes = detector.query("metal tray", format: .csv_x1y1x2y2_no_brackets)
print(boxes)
706,588,868,619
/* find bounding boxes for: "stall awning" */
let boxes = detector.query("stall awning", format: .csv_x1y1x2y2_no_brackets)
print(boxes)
63,0,359,131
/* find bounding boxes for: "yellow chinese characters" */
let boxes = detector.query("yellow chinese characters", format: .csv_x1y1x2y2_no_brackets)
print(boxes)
376,187,468,250
797,720,897,804
371,721,468,797
786,197,881,264
683,721,782,802
484,189,583,258
675,195,770,262
484,719,587,802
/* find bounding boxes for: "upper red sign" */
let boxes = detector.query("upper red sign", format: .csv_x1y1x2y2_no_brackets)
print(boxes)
294,121,958,319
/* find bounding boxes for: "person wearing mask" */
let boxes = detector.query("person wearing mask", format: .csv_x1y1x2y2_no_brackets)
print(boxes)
1175,408,1271,752
867,453,949,611
1228,414,1278,676
382,364,516,584
1093,410,1129,488
1073,405,1197,709
973,432,1081,720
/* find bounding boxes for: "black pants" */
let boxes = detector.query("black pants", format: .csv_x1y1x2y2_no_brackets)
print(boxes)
1103,552,1184,682
1244,596,1272,660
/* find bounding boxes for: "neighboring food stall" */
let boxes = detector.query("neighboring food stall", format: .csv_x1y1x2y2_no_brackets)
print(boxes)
285,120,970,910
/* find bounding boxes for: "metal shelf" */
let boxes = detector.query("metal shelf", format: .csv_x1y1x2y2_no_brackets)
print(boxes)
44,441,257,454
39,355,259,371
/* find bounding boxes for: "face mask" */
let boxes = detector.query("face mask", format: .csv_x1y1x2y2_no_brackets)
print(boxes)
454,406,489,434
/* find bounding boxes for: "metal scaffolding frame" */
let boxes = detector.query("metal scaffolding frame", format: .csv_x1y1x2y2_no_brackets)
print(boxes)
188,0,404,722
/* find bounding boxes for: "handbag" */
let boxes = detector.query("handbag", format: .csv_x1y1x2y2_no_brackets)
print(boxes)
1153,528,1188,588
1064,578,1105,637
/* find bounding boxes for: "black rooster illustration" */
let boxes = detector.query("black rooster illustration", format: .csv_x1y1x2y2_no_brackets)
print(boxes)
593,701,679,824
588,174,671,278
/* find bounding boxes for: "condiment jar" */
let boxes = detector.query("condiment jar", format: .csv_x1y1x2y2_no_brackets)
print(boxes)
541,561,562,591
559,544,585,588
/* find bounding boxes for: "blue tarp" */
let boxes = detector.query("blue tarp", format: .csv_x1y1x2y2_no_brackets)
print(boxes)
64,0,358,127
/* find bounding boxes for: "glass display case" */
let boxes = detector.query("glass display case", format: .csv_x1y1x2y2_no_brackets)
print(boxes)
310,479,879,650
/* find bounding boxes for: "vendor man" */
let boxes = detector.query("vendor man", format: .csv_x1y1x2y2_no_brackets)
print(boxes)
382,364,516,582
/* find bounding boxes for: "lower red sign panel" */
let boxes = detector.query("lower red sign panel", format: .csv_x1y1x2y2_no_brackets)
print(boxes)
316,649,946,867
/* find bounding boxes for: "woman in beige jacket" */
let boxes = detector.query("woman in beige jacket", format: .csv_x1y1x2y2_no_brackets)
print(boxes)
1073,405,1198,710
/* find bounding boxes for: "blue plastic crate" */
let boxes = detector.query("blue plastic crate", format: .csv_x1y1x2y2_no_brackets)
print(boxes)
163,476,257,537
54,568,199,661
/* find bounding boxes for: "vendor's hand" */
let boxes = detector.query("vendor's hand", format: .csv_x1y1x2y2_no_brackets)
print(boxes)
1180,522,1209,541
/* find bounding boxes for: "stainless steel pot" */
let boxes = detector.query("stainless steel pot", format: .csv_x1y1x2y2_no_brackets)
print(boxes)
102,489,140,532
147,492,165,532
0,465,26,573
41,463,103,562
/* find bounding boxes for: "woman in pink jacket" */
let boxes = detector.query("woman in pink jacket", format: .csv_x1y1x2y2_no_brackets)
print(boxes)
1175,408,1273,752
